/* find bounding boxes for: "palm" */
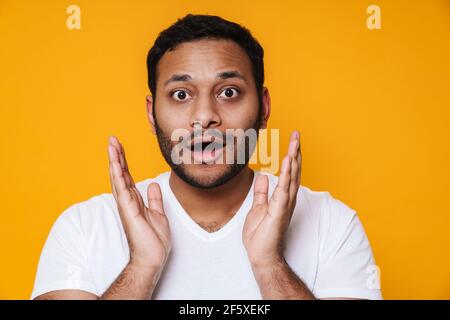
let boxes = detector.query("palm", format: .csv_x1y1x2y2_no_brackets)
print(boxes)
243,184,290,263
243,131,301,266
243,203,272,258
108,136,171,268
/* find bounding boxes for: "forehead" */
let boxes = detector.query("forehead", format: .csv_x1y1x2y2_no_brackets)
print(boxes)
156,39,253,84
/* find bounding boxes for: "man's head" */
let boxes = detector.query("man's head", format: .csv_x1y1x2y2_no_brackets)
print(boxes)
146,14,271,188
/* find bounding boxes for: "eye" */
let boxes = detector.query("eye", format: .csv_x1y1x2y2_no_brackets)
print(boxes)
218,87,240,99
171,89,191,101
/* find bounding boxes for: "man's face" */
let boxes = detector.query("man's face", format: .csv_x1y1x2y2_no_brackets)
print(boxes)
148,39,265,188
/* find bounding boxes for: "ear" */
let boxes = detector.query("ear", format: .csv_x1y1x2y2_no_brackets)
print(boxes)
146,95,156,134
259,87,271,129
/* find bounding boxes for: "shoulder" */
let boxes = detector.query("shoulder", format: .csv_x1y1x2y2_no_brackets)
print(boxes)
258,171,357,225
51,172,170,237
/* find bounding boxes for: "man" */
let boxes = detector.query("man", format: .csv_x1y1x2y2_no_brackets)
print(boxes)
31,14,382,300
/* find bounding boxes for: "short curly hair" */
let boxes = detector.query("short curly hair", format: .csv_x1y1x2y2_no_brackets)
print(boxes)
146,14,265,107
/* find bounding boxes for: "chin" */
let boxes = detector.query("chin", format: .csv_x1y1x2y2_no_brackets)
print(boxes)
174,163,244,189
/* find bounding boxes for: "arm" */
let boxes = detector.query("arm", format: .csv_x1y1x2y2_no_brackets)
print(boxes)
35,261,161,300
100,261,161,299
251,257,315,300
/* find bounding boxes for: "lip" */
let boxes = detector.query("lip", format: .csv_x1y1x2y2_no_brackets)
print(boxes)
189,136,224,147
184,139,226,164
192,147,224,164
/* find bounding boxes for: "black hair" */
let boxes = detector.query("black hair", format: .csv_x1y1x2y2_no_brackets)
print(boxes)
146,14,265,107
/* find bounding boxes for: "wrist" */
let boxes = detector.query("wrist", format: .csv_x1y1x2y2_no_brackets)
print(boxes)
128,257,164,278
250,254,286,273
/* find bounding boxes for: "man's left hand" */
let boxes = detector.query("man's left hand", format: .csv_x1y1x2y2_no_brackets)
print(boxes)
243,131,302,269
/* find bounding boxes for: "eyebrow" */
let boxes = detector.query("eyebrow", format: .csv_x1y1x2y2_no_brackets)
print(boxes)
217,70,245,81
163,70,246,87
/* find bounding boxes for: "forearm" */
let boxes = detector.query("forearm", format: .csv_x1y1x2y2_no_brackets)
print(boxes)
251,257,316,300
100,261,162,300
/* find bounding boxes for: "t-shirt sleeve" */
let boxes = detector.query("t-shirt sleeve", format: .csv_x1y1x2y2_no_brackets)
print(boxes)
30,205,98,299
312,194,382,300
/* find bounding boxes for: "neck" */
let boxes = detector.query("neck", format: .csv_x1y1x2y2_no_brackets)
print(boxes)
169,167,254,229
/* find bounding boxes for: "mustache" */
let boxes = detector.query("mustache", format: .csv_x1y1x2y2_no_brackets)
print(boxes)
172,129,236,149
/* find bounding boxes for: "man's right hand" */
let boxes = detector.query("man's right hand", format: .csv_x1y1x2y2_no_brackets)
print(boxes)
34,136,171,300
108,136,171,271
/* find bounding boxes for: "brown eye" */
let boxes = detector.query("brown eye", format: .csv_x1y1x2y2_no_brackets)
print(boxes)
172,90,191,101
219,87,239,99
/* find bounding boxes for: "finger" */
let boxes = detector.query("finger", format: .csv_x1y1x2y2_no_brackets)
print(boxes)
108,139,130,200
278,155,291,191
271,155,291,205
147,183,164,214
289,157,298,194
110,136,135,188
109,161,117,198
111,158,128,194
115,139,127,170
287,131,299,160
108,144,118,198
118,141,136,187
289,131,301,202
295,131,301,182
108,137,119,163
251,174,269,209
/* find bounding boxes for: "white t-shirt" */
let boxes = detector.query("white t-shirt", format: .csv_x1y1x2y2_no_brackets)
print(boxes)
31,171,382,300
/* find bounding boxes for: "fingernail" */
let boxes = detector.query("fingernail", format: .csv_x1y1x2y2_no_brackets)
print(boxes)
294,131,299,139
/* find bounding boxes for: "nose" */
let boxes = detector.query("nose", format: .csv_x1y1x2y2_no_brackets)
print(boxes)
189,94,221,129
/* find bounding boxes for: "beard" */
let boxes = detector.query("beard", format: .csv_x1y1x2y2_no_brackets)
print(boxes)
154,112,261,189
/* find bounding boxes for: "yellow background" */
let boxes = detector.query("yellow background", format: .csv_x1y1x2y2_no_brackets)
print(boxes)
1,0,449,299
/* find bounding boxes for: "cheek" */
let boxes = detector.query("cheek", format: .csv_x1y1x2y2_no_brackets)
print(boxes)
155,103,190,132
221,98,259,128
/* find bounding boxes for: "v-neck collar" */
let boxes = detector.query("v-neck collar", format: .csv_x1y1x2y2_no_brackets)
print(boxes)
163,170,256,242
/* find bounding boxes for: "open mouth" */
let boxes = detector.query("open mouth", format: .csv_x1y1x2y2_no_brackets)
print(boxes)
190,141,223,152
187,139,225,164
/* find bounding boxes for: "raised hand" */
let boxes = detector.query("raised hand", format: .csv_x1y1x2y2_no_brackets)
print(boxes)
243,131,301,268
108,136,171,270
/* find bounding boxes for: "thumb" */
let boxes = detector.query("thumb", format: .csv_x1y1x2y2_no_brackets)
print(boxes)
251,174,268,209
147,182,164,214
